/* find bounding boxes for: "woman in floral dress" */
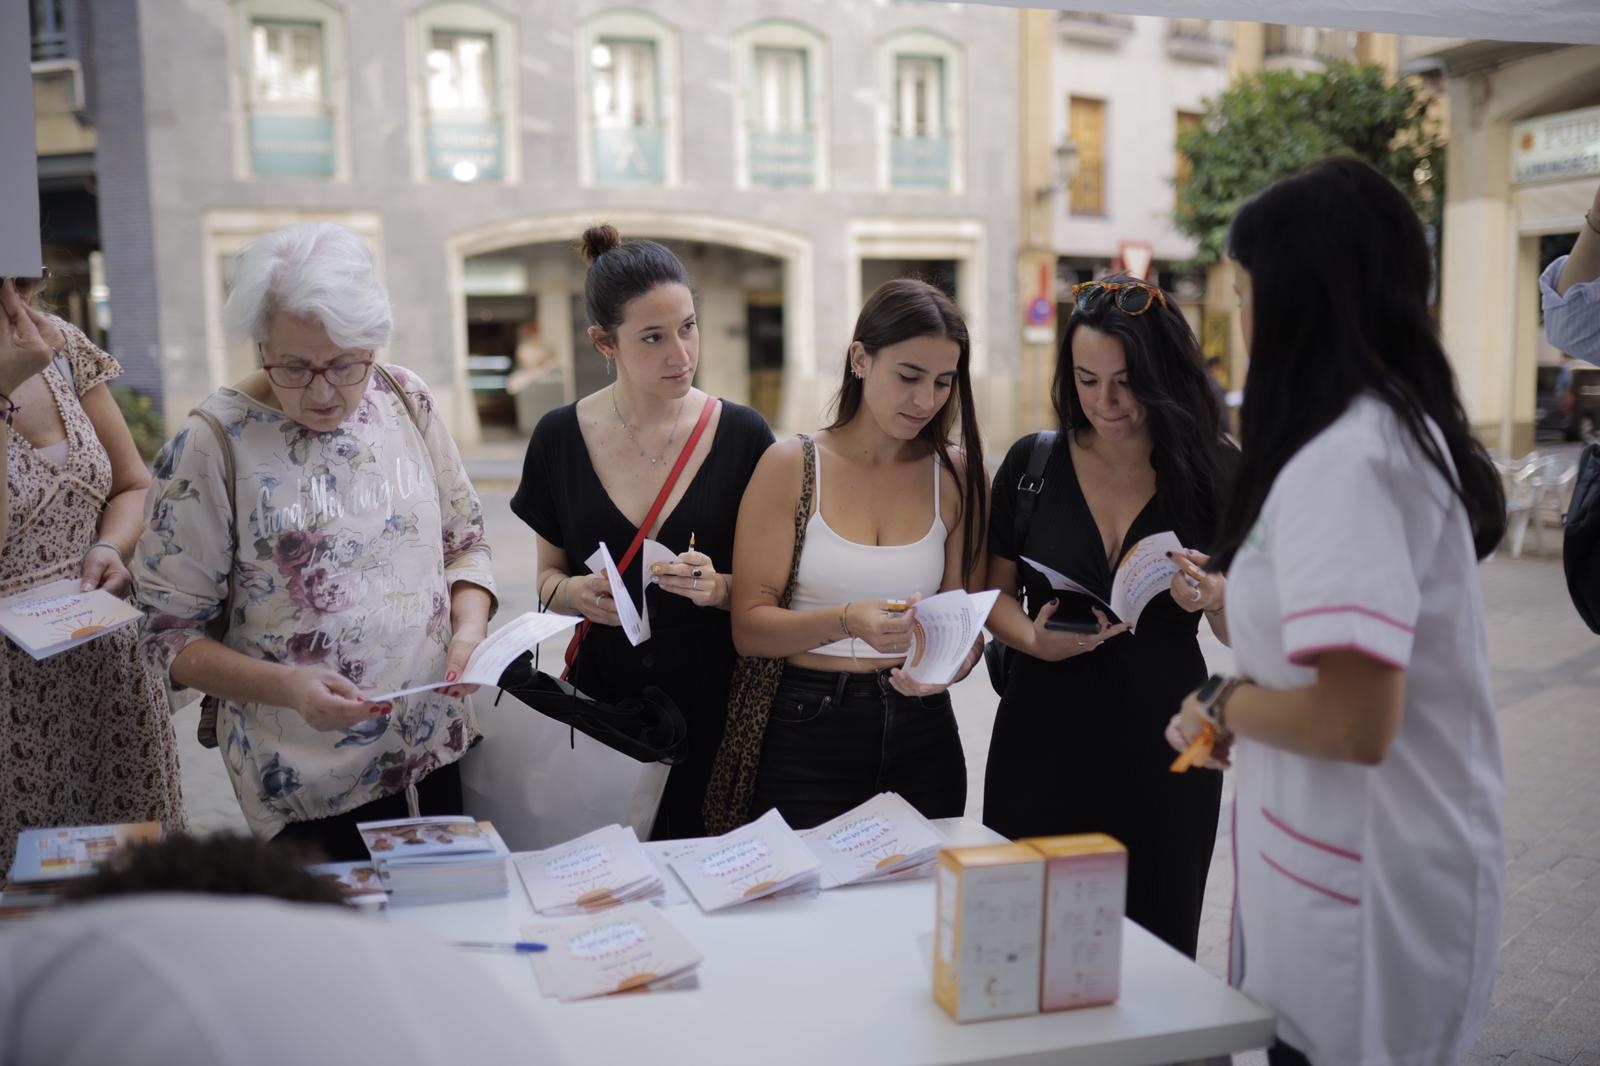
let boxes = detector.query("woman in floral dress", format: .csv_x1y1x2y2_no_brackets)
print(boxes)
1,275,184,873
135,224,495,861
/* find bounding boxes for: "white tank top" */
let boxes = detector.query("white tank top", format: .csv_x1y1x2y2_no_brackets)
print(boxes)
788,446,949,658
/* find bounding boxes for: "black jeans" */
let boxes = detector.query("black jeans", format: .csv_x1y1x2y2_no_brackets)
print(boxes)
748,663,967,830
269,761,465,863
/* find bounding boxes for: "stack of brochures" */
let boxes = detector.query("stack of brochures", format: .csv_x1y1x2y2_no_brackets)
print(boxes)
2,822,162,916
666,808,822,912
513,824,665,916
305,860,390,909
797,792,946,889
356,816,509,904
524,902,703,1000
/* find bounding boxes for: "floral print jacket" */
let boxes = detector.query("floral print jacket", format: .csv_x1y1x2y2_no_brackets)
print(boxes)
134,366,496,838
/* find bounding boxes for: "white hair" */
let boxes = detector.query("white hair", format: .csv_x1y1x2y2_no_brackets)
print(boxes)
222,223,393,350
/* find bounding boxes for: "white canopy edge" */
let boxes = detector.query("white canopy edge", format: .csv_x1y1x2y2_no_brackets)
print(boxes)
964,1,1600,47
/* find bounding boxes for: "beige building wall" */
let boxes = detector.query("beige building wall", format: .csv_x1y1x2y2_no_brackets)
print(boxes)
1422,42,1600,455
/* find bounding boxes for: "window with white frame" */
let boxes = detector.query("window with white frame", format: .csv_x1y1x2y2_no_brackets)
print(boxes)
234,0,345,180
252,20,323,106
895,55,944,139
884,33,961,193
737,22,825,190
411,4,516,184
752,47,807,133
580,11,677,187
592,39,659,129
428,29,494,114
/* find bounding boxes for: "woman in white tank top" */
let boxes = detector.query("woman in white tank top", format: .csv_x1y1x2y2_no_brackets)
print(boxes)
721,279,989,829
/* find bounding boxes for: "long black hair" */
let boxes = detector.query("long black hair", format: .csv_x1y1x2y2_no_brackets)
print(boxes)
826,278,988,580
1054,274,1230,549
1210,158,1505,571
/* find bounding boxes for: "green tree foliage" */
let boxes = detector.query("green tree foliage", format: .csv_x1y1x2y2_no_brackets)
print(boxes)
111,385,166,464
1175,61,1443,265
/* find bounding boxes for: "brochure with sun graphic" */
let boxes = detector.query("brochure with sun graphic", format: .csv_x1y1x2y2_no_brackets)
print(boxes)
1021,530,1184,634
0,578,143,661
899,588,1001,686
524,902,702,1001
514,824,665,916
797,792,946,889
666,808,822,912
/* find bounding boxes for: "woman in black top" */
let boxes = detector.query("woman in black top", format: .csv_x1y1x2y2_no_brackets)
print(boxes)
982,276,1232,958
511,226,774,839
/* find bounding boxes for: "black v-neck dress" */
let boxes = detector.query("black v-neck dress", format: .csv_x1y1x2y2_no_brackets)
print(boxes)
511,400,775,838
984,432,1223,958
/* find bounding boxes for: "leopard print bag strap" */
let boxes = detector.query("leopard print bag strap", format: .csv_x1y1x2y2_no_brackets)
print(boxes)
701,435,817,834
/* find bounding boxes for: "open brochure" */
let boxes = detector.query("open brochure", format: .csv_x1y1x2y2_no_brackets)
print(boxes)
900,589,1001,686
514,824,664,916
524,902,703,1001
583,539,678,647
666,808,822,912
366,610,581,702
0,578,144,661
1021,530,1185,633
797,793,945,889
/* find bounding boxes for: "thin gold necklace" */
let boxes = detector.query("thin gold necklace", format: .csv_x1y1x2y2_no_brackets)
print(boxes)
611,385,687,466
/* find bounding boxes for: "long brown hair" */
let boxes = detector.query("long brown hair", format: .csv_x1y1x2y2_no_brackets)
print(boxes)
825,278,988,579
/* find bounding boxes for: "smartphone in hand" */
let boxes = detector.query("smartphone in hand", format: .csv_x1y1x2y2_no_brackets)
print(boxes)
1042,597,1102,635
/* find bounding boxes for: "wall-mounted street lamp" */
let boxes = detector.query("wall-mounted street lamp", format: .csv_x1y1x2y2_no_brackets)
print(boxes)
1035,137,1079,203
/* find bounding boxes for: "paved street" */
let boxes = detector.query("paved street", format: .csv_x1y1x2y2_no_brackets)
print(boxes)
175,485,1600,1061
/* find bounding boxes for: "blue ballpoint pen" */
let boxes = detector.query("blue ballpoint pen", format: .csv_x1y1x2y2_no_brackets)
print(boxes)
450,940,548,953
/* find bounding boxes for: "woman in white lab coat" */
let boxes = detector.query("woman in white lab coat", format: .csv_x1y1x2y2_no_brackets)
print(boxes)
1165,159,1508,1065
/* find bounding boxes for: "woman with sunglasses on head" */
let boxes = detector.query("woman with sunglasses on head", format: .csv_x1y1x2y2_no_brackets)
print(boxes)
511,225,774,839
983,274,1233,958
716,278,987,831
1165,160,1506,1065
0,271,186,873
134,223,496,861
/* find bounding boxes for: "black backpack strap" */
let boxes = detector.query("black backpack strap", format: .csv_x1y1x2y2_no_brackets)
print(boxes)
1011,431,1057,600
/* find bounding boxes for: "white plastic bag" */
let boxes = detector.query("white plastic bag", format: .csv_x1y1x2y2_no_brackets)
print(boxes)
460,687,670,851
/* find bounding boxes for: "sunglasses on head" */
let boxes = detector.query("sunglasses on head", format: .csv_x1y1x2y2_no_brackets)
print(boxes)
1071,280,1168,317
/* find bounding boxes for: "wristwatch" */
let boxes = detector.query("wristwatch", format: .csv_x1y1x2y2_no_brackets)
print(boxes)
1194,674,1242,736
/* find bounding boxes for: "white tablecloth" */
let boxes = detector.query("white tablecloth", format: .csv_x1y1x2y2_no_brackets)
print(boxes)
386,818,1274,1066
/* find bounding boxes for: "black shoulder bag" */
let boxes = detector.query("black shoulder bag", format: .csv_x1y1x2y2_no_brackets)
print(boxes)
983,431,1057,695
1564,442,1600,634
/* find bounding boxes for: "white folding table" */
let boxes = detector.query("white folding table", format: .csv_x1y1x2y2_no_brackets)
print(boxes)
386,818,1274,1066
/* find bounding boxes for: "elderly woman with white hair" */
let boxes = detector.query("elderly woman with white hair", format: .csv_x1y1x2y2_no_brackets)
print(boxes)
134,223,496,860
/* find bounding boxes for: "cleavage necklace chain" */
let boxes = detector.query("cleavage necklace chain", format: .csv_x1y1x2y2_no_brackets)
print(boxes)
612,385,686,466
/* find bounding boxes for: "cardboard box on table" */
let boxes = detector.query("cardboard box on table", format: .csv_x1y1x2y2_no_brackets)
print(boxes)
932,843,1045,1023
1022,834,1127,1012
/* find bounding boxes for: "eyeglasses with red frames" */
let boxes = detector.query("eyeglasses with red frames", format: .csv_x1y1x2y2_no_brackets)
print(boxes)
1071,280,1169,317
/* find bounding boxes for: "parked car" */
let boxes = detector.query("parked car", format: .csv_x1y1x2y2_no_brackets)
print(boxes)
1535,363,1600,442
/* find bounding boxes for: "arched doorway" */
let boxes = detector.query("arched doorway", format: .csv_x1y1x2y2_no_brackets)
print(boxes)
446,213,814,444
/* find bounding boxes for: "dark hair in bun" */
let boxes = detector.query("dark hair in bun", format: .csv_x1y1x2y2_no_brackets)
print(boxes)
575,224,691,337
577,224,622,266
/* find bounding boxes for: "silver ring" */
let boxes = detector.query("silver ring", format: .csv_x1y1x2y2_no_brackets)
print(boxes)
1191,587,1202,602
693,579,699,591
1076,640,1085,647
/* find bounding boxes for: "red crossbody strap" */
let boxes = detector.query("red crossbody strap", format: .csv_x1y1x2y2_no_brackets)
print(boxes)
564,394,719,678
615,393,718,573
